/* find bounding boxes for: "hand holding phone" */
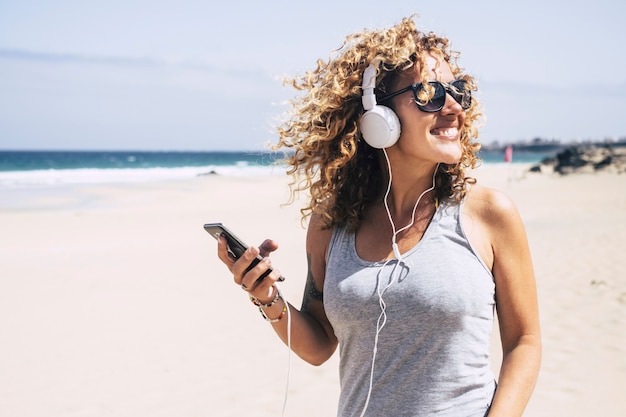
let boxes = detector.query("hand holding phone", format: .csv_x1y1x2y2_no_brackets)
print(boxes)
204,223,285,282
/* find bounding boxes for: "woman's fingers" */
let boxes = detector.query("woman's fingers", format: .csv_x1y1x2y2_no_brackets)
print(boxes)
259,239,279,257
216,235,235,269
243,257,282,303
216,236,281,302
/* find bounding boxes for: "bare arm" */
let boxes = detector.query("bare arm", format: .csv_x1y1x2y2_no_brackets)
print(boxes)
476,189,542,416
216,214,337,365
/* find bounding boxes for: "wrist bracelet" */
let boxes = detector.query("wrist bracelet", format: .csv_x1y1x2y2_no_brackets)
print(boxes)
249,285,287,322
249,285,280,308
259,304,288,323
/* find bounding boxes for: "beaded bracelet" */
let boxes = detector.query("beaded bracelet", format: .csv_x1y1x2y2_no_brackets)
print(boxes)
249,285,280,308
259,304,288,323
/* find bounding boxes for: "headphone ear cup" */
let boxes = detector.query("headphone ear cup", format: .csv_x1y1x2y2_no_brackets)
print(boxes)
359,105,401,149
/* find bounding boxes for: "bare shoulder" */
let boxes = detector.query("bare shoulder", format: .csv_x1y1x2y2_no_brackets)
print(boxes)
465,184,533,280
306,213,334,256
464,183,522,228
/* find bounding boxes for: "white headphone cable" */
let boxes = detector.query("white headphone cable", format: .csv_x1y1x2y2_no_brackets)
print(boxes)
359,151,439,417
275,283,292,417
382,150,439,264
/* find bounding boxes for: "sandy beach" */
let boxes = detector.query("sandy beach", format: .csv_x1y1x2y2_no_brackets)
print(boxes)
0,164,625,417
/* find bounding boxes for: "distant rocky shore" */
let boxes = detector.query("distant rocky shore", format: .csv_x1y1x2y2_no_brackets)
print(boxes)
530,144,626,174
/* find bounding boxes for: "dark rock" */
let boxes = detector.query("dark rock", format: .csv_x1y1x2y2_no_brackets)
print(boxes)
197,170,219,176
533,145,626,175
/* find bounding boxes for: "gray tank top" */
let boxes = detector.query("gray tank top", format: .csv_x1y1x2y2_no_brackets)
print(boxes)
324,200,496,417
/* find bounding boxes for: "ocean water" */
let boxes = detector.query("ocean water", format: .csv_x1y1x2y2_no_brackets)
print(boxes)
0,149,550,190
0,150,287,189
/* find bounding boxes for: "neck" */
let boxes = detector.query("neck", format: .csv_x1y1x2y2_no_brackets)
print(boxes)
380,149,438,231
379,150,439,220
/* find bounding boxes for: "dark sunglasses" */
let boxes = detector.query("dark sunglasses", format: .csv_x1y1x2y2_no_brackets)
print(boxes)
378,79,472,112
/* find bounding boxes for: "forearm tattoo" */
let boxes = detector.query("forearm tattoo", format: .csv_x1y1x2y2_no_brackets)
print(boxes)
301,253,324,311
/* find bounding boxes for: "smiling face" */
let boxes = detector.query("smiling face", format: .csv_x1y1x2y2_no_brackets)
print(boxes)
387,53,466,165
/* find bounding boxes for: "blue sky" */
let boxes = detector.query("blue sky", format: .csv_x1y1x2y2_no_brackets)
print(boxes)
1,0,625,150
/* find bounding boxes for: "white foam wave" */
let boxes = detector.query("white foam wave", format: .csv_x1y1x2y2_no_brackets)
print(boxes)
0,165,284,189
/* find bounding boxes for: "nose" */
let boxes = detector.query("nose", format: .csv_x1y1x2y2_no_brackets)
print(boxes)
440,91,464,115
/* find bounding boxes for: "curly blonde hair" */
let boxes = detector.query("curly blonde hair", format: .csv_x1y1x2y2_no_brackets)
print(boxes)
273,16,482,230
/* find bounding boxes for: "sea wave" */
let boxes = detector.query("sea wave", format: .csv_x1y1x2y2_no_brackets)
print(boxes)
0,164,285,189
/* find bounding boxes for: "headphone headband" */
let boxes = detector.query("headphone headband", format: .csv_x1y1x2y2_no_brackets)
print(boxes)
359,63,401,149
361,64,377,110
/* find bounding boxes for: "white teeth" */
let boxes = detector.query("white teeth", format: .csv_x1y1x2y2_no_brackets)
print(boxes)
431,128,458,137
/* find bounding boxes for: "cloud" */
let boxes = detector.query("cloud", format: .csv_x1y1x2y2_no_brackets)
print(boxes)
0,48,264,79
0,48,165,66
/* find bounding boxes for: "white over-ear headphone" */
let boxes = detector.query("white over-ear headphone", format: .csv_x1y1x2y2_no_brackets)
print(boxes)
359,63,401,149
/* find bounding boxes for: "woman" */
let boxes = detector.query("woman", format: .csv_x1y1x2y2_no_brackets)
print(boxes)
217,16,541,417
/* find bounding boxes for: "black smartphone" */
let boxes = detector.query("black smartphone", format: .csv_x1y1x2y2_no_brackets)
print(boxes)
204,222,285,282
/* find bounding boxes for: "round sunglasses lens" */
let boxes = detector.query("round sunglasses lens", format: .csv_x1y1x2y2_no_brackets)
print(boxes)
417,82,446,112
451,80,472,109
